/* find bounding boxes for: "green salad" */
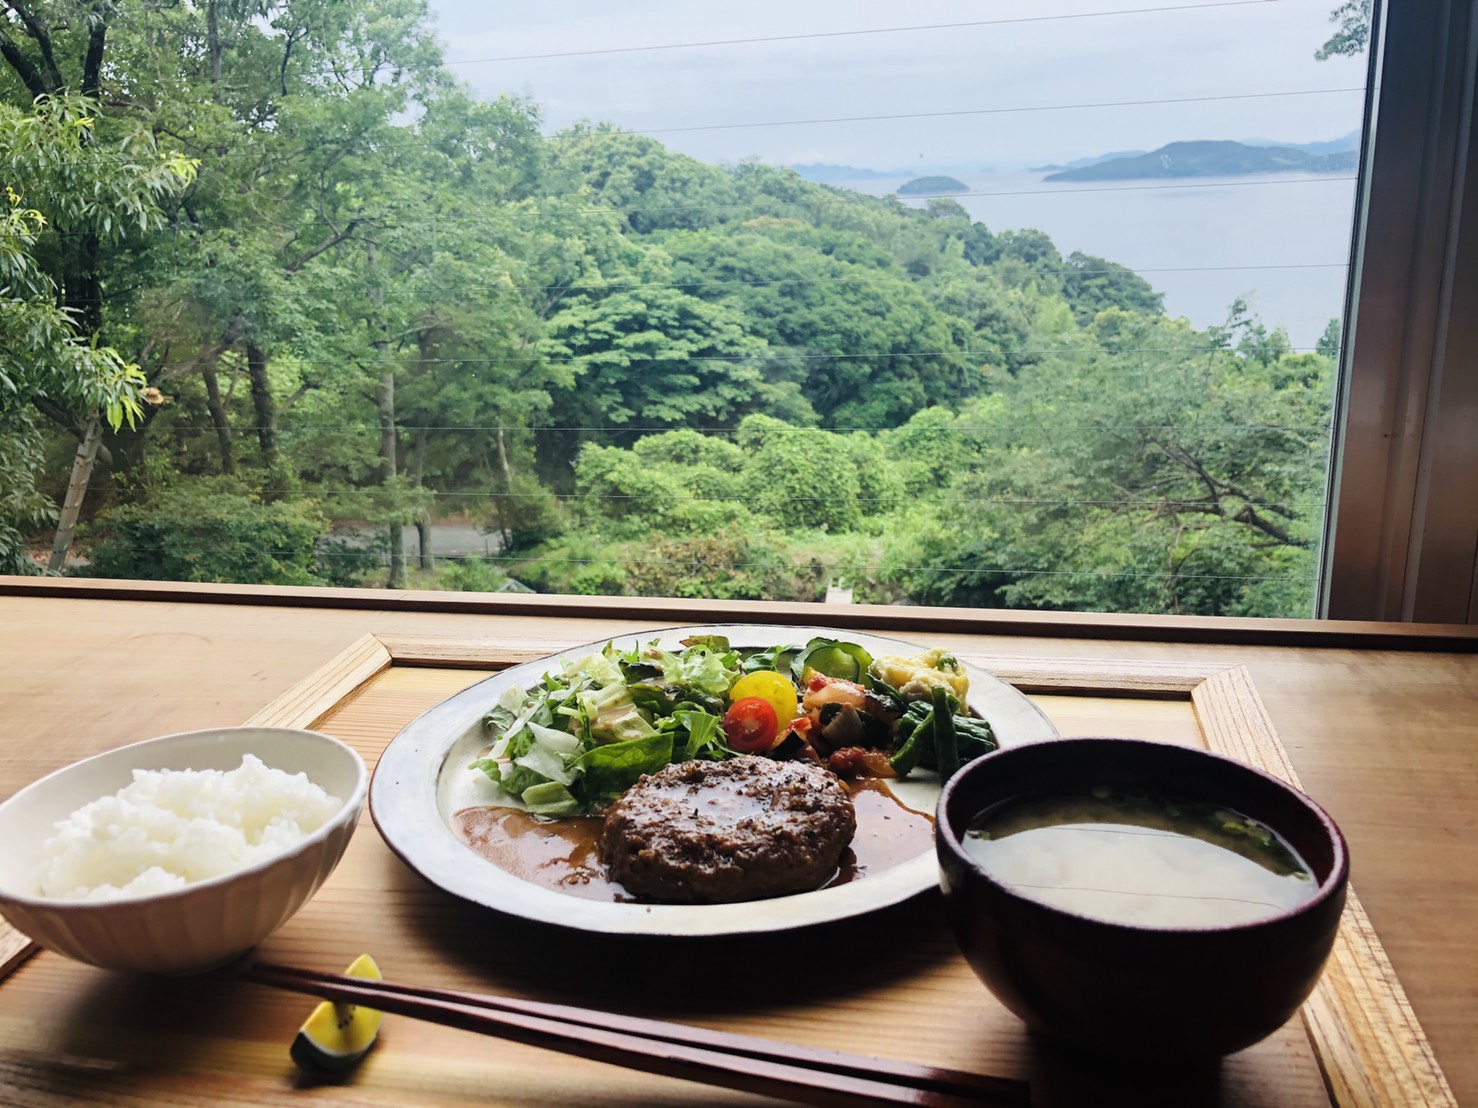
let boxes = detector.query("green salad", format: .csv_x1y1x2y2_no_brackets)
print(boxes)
470,634,995,817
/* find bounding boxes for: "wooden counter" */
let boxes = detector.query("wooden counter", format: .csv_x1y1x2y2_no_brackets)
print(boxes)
1,579,1475,1105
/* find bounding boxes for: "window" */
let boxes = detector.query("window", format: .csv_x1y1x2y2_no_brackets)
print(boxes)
1321,0,1478,621
3,1,1470,620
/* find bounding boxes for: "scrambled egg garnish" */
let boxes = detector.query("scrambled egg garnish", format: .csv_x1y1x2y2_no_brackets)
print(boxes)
869,648,969,701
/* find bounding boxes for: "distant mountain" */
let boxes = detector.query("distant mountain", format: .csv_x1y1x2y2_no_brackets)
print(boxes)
1031,150,1146,172
1043,140,1357,182
790,163,894,183
898,175,969,196
1239,130,1360,157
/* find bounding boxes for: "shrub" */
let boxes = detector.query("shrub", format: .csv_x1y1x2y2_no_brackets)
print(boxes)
315,531,389,588
736,415,862,533
624,531,828,602
83,479,327,586
484,472,566,553
438,556,510,593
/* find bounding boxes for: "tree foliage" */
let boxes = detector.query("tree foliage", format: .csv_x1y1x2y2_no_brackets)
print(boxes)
1316,0,1372,60
0,0,1339,617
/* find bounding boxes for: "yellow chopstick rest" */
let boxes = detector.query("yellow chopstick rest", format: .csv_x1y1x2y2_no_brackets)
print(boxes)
289,954,385,1073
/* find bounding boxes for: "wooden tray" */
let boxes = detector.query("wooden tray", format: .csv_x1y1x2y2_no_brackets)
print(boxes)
0,632,1455,1107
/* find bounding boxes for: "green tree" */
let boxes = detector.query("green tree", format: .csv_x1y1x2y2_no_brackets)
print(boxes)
1316,0,1372,60
546,128,738,235
930,312,1333,616
1060,251,1165,323
662,224,975,426
1316,318,1342,359
540,278,779,454
0,93,193,569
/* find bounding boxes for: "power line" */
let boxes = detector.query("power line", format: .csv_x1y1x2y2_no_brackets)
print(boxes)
78,489,1329,508
194,174,1360,228
171,421,1332,435
390,491,1331,509
444,2,1280,66
621,88,1368,139
136,346,1323,374
69,259,1350,306
185,88,1366,160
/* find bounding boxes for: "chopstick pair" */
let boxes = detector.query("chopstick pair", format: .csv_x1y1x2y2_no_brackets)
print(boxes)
243,961,1029,1107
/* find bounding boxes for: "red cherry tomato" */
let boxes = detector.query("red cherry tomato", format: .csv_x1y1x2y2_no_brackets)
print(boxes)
723,696,780,753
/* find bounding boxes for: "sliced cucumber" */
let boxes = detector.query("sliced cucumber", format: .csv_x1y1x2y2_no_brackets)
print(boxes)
792,638,874,686
289,954,384,1073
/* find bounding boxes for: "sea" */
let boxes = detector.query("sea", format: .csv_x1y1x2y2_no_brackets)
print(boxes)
841,170,1359,351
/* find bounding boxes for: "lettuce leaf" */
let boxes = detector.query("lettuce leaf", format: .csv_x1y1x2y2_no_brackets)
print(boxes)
514,741,577,787
522,782,582,818
675,709,727,760
576,732,674,802
662,645,740,697
469,756,501,784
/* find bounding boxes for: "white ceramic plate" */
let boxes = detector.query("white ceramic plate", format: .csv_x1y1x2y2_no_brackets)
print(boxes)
370,625,1058,936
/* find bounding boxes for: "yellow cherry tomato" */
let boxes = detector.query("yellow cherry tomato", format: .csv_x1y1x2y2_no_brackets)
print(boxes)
729,670,799,725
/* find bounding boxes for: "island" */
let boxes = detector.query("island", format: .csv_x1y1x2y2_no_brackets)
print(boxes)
1044,140,1357,182
1031,150,1146,172
790,163,894,183
897,175,969,196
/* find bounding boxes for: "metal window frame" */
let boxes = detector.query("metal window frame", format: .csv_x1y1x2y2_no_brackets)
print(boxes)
1321,0,1478,622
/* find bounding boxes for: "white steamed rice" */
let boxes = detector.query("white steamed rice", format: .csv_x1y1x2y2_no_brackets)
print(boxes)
36,754,343,901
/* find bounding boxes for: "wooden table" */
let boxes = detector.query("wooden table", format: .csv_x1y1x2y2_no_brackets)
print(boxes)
1,579,1475,1106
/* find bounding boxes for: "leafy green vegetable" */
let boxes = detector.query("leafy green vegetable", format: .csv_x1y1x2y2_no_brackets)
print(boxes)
660,644,741,696
473,637,751,816
741,643,803,675
680,634,731,653
674,709,727,760
522,782,582,818
513,740,576,787
471,634,978,814
578,732,675,802
468,757,501,784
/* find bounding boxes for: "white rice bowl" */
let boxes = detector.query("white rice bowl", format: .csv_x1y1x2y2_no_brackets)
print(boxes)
36,754,343,901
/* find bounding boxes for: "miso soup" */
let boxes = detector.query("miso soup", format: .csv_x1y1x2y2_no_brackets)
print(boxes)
964,786,1316,929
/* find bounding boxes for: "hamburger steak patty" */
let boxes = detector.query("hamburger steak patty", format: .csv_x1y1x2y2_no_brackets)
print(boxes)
601,756,857,903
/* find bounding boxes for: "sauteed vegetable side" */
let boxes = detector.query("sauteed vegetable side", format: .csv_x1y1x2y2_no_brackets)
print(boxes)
469,635,996,818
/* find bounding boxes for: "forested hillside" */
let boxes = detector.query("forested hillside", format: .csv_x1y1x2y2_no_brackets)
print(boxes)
1,0,1335,616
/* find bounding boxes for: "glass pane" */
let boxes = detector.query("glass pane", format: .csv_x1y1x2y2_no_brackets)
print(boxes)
2,0,1372,615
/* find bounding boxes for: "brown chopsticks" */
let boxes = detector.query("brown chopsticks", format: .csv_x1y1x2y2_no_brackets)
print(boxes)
243,961,1029,1107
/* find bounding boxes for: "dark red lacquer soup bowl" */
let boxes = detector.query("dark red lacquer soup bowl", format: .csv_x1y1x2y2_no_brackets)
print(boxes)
935,737,1349,1058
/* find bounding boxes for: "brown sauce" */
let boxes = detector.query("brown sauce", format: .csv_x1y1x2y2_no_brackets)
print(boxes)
451,775,934,903
830,777,936,885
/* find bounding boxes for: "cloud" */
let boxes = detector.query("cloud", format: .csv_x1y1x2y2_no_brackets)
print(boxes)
428,0,1368,168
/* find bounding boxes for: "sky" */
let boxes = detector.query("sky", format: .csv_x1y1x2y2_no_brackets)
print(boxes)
419,0,1371,171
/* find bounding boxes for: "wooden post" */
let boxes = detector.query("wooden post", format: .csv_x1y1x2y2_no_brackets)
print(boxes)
414,427,432,571
379,370,406,589
48,415,103,573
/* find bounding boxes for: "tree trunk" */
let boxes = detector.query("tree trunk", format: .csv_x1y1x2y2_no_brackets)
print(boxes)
414,426,432,571
20,7,114,569
201,357,235,475
245,343,278,469
367,243,406,588
207,1,223,88
379,370,406,589
47,221,107,566
48,415,103,573
494,425,514,547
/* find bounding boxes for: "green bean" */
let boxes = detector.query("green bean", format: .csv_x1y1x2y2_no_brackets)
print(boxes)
932,685,959,778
